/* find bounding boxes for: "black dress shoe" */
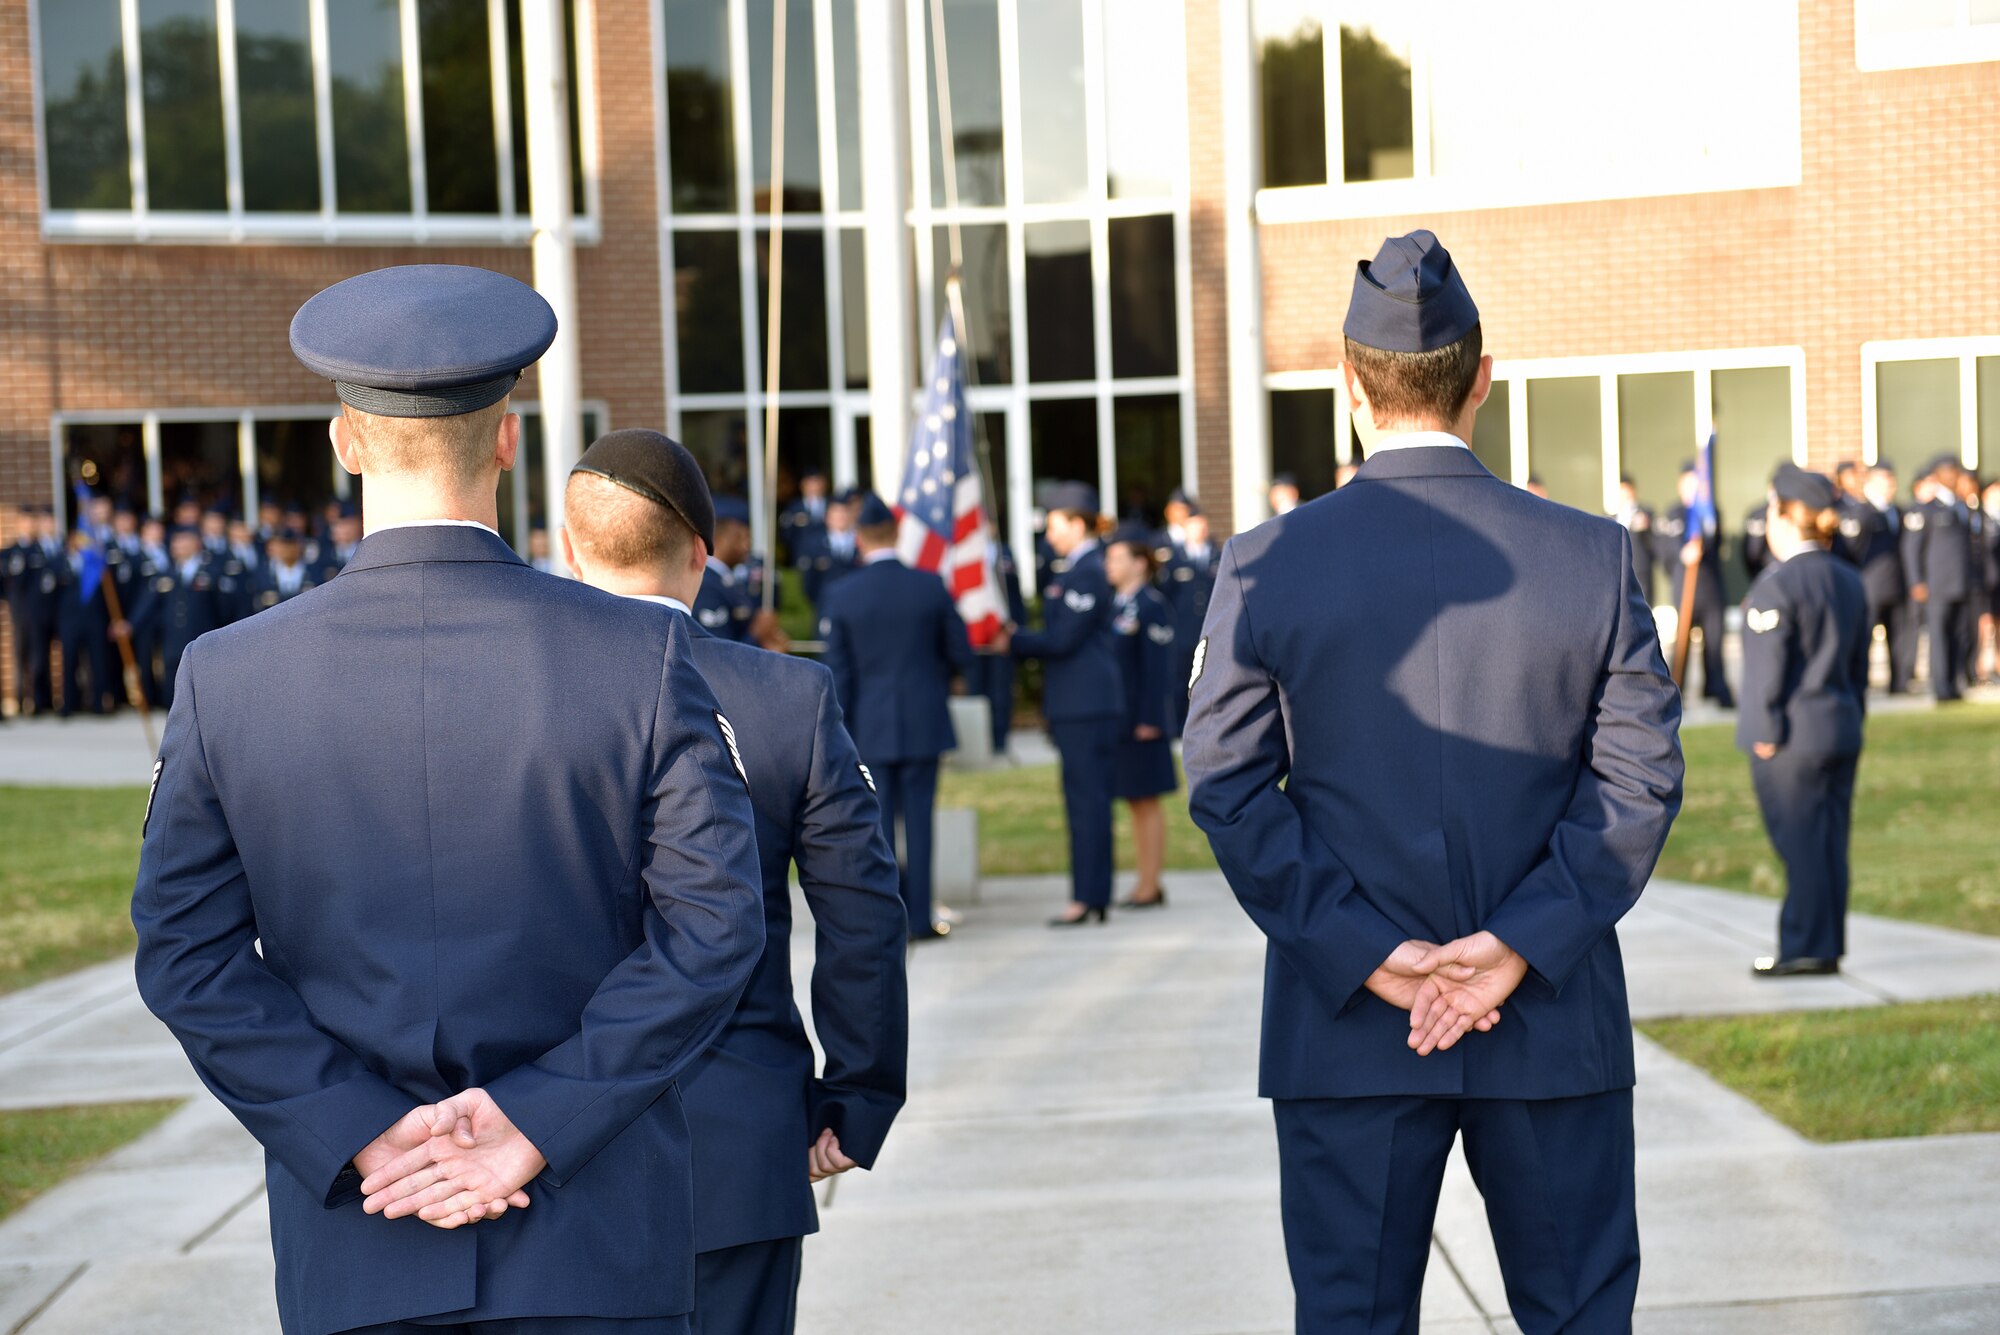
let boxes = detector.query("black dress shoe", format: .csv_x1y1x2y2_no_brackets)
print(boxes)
1752,956,1839,977
1048,905,1108,927
909,922,952,943
1117,887,1168,910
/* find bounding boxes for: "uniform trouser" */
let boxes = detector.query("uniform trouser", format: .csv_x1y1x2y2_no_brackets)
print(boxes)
132,627,161,707
875,758,940,933
691,1236,803,1335
963,654,1016,752
58,626,111,715
344,1317,688,1334
1274,1090,1638,1335
1869,598,1915,693
1953,596,1980,685
1048,716,1121,908
1924,597,1967,700
1750,748,1858,961
1688,587,1732,705
12,609,53,712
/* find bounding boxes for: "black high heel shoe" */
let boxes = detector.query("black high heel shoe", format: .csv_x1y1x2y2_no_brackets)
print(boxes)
1048,904,1109,927
1117,886,1168,910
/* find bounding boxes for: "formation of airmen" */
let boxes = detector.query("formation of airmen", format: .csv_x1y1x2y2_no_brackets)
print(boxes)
1616,452,2000,703
3,495,359,718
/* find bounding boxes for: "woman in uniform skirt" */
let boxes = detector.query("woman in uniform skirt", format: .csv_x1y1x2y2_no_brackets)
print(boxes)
1105,529,1178,909
1738,464,1872,977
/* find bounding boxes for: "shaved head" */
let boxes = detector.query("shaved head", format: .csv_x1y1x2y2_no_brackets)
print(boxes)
564,470,698,573
340,400,509,489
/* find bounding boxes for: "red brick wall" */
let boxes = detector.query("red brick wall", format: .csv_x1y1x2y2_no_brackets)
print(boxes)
0,0,664,509
1258,0,2000,472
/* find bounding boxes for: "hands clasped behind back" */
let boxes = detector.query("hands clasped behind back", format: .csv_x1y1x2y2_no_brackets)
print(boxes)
357,1088,546,1230
1364,932,1531,1057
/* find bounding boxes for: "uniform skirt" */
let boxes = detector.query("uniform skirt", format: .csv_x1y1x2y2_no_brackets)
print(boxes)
1113,735,1178,800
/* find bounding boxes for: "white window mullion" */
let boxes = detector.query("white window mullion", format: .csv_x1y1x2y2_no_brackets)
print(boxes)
727,0,769,548
120,0,149,226
307,0,336,236
1508,378,1530,486
649,0,681,435
1080,0,1113,503
143,414,165,518
907,0,935,384
237,412,259,520
996,0,1027,402
399,0,428,232
814,0,847,412
1318,0,1340,186
216,0,246,228
1959,353,1979,470
489,0,518,222
1599,373,1620,513
1409,32,1432,180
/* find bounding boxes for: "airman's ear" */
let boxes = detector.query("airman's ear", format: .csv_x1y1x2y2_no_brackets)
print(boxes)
496,412,522,473
330,414,362,477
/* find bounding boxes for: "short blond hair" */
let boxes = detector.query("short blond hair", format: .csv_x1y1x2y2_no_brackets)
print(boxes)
564,470,697,572
341,400,508,488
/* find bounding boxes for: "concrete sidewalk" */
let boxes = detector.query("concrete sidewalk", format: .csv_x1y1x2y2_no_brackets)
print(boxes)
3,875,1999,1333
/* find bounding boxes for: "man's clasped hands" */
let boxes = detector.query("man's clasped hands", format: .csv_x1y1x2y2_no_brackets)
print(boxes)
1365,931,1532,1056
352,1089,862,1230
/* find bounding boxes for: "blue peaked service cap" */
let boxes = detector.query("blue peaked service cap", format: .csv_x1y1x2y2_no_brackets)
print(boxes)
291,265,557,419
1343,229,1479,354
1043,482,1101,517
852,492,895,527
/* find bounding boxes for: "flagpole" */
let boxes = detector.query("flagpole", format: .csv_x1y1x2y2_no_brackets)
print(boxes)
98,573,157,754
1670,539,1699,688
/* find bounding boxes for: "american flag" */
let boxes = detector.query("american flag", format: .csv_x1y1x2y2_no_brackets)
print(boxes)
895,309,1006,646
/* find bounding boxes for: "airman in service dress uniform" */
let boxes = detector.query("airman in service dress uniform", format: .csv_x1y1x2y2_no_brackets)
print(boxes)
6,507,60,715
1658,465,1735,707
1854,465,1913,693
563,431,908,1335
1105,529,1177,909
132,265,765,1335
1738,465,1870,978
1903,454,1975,701
1011,483,1126,926
1185,231,1683,1335
818,492,977,940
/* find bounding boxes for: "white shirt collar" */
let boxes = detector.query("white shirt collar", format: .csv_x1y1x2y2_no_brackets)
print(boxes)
621,593,694,615
862,548,900,565
366,518,500,538
1069,538,1100,560
1365,430,1470,456
705,556,732,579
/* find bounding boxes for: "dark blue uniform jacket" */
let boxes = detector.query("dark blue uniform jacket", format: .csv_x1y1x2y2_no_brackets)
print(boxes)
671,613,908,1255
1736,549,1869,758
1184,447,1684,1102
131,525,765,1335
1011,541,1123,722
818,556,975,763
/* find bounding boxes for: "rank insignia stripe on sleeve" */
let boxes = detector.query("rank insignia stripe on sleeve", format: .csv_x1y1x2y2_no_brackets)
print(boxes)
143,759,164,837
1746,607,1781,634
858,763,876,792
1188,637,1208,692
715,713,749,789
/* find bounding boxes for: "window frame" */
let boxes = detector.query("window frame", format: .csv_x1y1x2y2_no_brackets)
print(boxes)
1854,1,2000,71
1247,0,1803,223
903,0,1196,577
1264,345,1808,514
1859,335,1998,470
32,0,603,245
49,397,611,553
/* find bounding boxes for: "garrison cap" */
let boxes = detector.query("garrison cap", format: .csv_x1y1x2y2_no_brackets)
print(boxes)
1110,522,1154,548
852,491,895,527
1344,229,1479,354
572,428,718,551
1772,463,1837,509
290,265,557,419
713,496,751,527
1921,452,1962,480
1043,481,1101,517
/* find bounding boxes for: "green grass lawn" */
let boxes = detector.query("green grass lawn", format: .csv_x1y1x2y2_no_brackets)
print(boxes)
1656,704,2000,937
0,786,149,995
1641,997,2000,1141
938,705,2000,935
0,1100,184,1221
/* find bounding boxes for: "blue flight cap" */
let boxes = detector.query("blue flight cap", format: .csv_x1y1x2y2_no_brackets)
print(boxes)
1343,230,1480,354
290,265,557,419
1921,453,1961,480
1110,522,1154,548
713,495,751,527
572,428,717,551
852,492,895,527
1043,482,1101,517
1772,463,1836,509
1271,473,1298,490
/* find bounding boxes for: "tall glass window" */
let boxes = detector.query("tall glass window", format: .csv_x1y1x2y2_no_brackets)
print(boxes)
40,0,131,210
36,0,598,238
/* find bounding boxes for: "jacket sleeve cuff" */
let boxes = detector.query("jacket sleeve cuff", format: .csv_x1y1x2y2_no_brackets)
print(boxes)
1480,895,1592,999
807,1085,903,1169
279,1072,416,1208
